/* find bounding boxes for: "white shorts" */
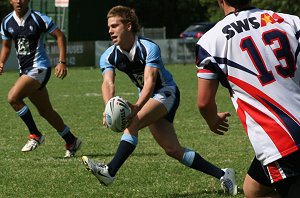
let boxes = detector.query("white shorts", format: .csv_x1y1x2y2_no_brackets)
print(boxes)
21,67,51,88
152,86,180,123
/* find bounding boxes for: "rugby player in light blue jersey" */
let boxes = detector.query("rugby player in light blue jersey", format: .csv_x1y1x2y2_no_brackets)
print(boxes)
81,5,236,195
0,0,81,157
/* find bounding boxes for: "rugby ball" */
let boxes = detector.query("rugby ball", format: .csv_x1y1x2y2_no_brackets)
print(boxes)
105,96,131,132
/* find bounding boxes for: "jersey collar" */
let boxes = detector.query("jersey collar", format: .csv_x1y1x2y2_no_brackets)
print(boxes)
13,8,31,26
226,7,256,16
117,36,138,62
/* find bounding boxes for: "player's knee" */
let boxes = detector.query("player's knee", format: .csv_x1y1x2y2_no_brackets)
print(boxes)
7,94,21,108
7,93,15,104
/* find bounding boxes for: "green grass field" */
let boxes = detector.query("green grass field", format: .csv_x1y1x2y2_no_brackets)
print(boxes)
0,65,254,197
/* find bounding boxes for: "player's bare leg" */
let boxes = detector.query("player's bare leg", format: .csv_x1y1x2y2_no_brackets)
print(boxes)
7,75,40,111
243,174,280,198
125,98,168,136
29,86,80,157
149,120,183,160
82,99,168,185
149,115,237,195
29,87,65,131
7,75,44,151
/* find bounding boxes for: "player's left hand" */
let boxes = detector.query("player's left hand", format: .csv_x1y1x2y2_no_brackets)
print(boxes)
208,112,231,135
55,63,68,79
102,111,108,128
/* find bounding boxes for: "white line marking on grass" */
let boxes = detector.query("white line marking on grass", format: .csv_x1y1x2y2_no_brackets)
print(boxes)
60,92,135,97
3,157,79,163
118,92,135,96
84,92,135,97
85,93,101,97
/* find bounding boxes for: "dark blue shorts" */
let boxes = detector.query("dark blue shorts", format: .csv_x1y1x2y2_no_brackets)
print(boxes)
248,149,300,196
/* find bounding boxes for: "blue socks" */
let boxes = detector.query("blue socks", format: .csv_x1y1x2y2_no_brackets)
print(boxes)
181,148,224,179
108,134,138,177
17,105,41,136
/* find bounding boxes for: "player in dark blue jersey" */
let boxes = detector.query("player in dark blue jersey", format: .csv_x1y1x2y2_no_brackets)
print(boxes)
0,0,81,157
81,5,237,195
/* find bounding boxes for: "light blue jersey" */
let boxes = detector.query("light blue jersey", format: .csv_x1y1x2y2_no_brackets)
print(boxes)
100,36,176,91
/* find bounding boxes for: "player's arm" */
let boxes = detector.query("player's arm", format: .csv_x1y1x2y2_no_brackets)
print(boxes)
130,66,158,118
101,70,115,126
197,78,230,135
50,28,67,79
129,42,160,116
102,70,115,104
0,39,12,74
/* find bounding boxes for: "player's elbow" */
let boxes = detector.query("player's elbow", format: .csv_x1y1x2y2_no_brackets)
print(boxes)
197,100,216,119
197,99,209,111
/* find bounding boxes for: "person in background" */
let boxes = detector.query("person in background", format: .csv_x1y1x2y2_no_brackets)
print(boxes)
0,0,81,157
196,0,300,197
81,5,237,195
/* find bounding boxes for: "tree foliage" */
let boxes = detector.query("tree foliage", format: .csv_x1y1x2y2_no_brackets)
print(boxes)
1,0,299,39
253,0,300,16
126,0,209,38
199,0,300,21
0,0,11,21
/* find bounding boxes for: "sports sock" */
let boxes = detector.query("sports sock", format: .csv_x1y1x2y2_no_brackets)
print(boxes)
17,105,42,136
57,126,76,145
181,148,224,179
108,134,138,177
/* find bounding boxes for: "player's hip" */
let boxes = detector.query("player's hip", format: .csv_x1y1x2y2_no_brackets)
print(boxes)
152,86,180,123
20,67,51,89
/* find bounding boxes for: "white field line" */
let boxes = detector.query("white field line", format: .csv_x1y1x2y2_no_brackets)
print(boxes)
61,92,135,97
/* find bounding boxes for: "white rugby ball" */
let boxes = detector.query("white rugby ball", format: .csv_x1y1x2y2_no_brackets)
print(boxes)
105,96,131,132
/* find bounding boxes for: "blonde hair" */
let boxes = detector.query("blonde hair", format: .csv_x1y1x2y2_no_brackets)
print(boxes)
107,5,141,33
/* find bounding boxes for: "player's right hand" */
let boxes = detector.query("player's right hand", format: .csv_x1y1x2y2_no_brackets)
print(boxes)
55,63,68,79
208,112,231,135
126,101,139,126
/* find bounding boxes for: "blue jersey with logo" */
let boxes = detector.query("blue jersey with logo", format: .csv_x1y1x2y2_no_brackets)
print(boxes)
100,36,176,91
1,9,57,72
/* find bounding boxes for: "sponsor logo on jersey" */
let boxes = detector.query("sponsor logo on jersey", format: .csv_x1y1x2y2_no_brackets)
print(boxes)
261,13,284,27
8,27,14,34
223,12,284,40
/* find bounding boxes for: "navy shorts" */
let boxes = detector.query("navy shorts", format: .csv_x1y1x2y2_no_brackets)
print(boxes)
248,150,300,196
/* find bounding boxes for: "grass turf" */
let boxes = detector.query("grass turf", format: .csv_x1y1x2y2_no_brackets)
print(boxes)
0,65,254,197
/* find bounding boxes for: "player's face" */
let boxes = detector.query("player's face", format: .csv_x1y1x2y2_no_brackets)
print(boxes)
108,16,132,48
10,0,30,17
